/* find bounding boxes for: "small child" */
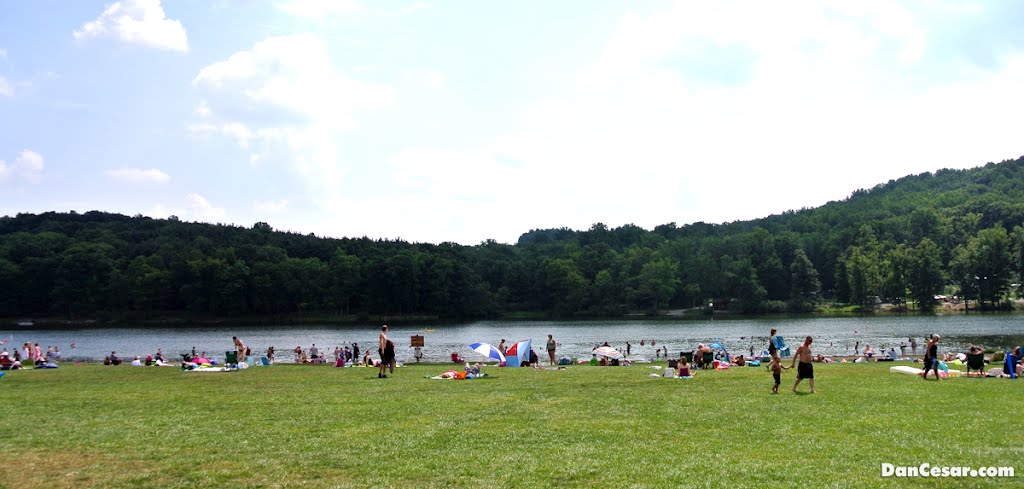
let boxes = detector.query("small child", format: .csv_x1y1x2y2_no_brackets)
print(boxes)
768,354,789,394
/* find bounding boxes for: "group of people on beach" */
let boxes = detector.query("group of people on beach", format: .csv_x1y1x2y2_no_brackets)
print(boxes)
0,342,63,369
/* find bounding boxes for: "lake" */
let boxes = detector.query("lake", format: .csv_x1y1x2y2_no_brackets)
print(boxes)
4,314,1022,363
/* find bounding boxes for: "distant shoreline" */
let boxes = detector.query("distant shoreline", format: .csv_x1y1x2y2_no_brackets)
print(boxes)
5,303,1021,329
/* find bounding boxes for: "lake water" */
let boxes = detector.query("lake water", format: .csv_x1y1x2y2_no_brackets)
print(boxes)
4,315,1022,364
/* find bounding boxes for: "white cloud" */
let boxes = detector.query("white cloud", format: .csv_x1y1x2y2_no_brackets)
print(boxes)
144,203,185,220
0,47,7,58
353,1,1024,244
276,0,361,18
254,199,289,213
404,70,446,89
0,76,11,97
74,0,189,52
194,100,211,118
106,167,171,184
399,2,430,15
221,122,254,148
186,193,226,220
192,33,395,197
0,150,44,185
192,34,394,124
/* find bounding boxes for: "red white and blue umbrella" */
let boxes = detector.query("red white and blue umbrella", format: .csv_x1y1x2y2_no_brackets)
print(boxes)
469,342,506,363
592,346,623,360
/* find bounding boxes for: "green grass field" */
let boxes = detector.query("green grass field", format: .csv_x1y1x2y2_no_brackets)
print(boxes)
1,361,1021,488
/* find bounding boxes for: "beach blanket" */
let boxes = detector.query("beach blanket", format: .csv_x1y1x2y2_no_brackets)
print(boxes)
890,365,960,377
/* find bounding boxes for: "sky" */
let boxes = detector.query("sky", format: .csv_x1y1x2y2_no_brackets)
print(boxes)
2,1,1024,245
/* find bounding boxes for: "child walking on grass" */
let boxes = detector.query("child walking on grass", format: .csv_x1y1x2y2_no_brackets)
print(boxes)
768,354,788,394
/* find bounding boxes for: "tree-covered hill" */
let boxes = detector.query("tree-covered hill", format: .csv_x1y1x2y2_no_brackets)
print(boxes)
3,156,1024,321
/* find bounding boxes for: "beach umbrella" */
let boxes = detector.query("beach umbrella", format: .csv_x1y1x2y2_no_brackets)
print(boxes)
469,343,506,363
592,346,623,360
710,341,730,362
505,338,531,367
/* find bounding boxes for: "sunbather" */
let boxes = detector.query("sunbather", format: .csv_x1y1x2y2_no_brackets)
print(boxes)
677,356,691,377
863,344,875,358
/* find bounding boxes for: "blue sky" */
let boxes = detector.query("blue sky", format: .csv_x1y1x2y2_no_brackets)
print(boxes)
2,1,1024,245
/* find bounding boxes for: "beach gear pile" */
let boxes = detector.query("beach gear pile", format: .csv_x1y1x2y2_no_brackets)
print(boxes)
182,354,238,372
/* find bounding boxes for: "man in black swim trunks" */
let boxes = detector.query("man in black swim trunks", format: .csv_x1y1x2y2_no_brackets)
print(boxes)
790,336,815,393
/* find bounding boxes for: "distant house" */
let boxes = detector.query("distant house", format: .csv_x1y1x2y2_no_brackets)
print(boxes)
712,298,734,311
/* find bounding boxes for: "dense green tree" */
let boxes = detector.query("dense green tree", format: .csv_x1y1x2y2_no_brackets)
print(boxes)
588,269,623,316
908,238,944,311
637,257,680,311
722,256,766,312
843,246,881,308
4,155,1024,320
789,249,820,305
539,257,587,316
743,227,787,300
880,244,910,307
51,242,115,317
0,258,21,315
327,249,362,316
950,227,1012,308
1011,225,1024,296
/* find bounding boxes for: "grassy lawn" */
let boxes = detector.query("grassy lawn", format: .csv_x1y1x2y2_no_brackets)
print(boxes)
1,361,1022,488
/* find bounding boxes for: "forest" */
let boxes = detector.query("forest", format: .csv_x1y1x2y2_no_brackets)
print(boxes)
3,156,1024,322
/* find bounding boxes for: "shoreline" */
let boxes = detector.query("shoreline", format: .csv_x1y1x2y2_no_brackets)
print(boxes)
5,305,1023,329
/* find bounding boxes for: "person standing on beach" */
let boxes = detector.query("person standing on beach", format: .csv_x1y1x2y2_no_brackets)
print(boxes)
498,339,507,355
909,337,918,356
546,335,557,366
626,342,631,357
233,336,246,362
790,336,815,393
378,325,395,378
768,328,779,357
920,334,941,380
768,353,788,394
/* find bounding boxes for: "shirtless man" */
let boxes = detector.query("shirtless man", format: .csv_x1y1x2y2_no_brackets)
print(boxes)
790,336,815,393
233,336,246,362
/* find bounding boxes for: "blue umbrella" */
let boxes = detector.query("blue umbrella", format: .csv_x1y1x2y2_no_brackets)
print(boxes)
469,342,506,363
710,340,730,362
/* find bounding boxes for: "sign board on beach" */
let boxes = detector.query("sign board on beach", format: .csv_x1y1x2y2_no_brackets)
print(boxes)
411,335,424,347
